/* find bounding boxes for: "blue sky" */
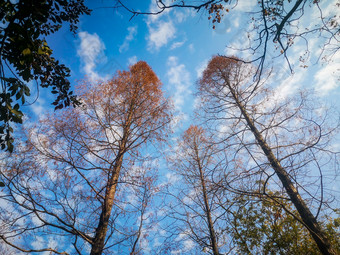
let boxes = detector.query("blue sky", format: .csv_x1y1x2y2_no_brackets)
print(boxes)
8,0,339,253
48,0,339,207
27,0,340,130
25,0,340,203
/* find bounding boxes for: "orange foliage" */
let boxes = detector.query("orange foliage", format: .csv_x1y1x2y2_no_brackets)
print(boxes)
198,56,256,99
85,62,167,128
51,61,172,147
199,56,240,89
182,125,207,148
27,60,172,187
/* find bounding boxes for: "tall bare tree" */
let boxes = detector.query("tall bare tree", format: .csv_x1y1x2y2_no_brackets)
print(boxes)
0,61,172,254
197,56,339,255
165,125,231,254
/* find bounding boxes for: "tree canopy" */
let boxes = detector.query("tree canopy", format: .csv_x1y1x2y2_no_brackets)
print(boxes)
0,1,339,254
0,61,172,254
231,193,340,254
197,55,339,254
0,0,91,152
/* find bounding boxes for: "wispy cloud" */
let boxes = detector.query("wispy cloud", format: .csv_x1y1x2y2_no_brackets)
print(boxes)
195,59,209,79
166,56,191,111
30,97,46,118
77,31,106,81
234,0,257,12
147,21,176,51
119,26,138,53
273,72,304,101
188,44,194,53
170,40,186,50
173,8,195,23
128,56,138,66
314,53,340,96
145,0,193,52
147,0,172,22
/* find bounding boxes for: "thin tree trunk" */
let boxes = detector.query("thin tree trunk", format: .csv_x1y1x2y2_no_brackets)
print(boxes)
194,145,220,255
227,83,336,255
130,197,146,255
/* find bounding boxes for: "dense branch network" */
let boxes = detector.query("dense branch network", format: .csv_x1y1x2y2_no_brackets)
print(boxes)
197,56,339,254
0,61,172,254
115,0,339,77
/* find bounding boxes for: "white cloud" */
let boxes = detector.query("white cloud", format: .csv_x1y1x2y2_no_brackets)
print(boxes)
173,8,195,23
77,31,106,81
234,0,257,12
147,0,172,22
183,239,195,252
188,44,194,53
314,53,340,96
170,40,186,50
147,21,176,51
47,237,59,252
271,72,304,103
195,59,209,78
233,16,240,28
32,236,45,250
128,56,138,66
174,11,186,23
145,0,190,51
166,56,191,111
311,0,339,26
172,232,195,254
166,172,180,184
30,97,45,118
119,26,138,53
224,25,254,59
256,71,305,114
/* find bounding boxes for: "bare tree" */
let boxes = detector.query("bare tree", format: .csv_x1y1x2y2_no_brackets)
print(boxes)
0,61,172,254
165,125,232,255
128,173,157,255
197,56,339,255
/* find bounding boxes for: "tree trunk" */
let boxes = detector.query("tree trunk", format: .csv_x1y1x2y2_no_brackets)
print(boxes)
130,206,144,255
90,152,124,255
90,105,134,255
227,83,336,255
130,185,148,255
195,146,220,255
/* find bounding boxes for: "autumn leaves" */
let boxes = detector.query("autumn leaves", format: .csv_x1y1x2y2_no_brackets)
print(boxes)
1,58,339,254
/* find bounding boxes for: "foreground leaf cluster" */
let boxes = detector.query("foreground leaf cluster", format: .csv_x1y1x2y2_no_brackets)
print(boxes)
0,0,91,152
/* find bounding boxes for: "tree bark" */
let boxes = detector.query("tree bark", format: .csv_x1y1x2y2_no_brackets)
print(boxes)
227,82,336,255
90,97,136,255
90,150,124,255
90,118,132,255
194,145,220,255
